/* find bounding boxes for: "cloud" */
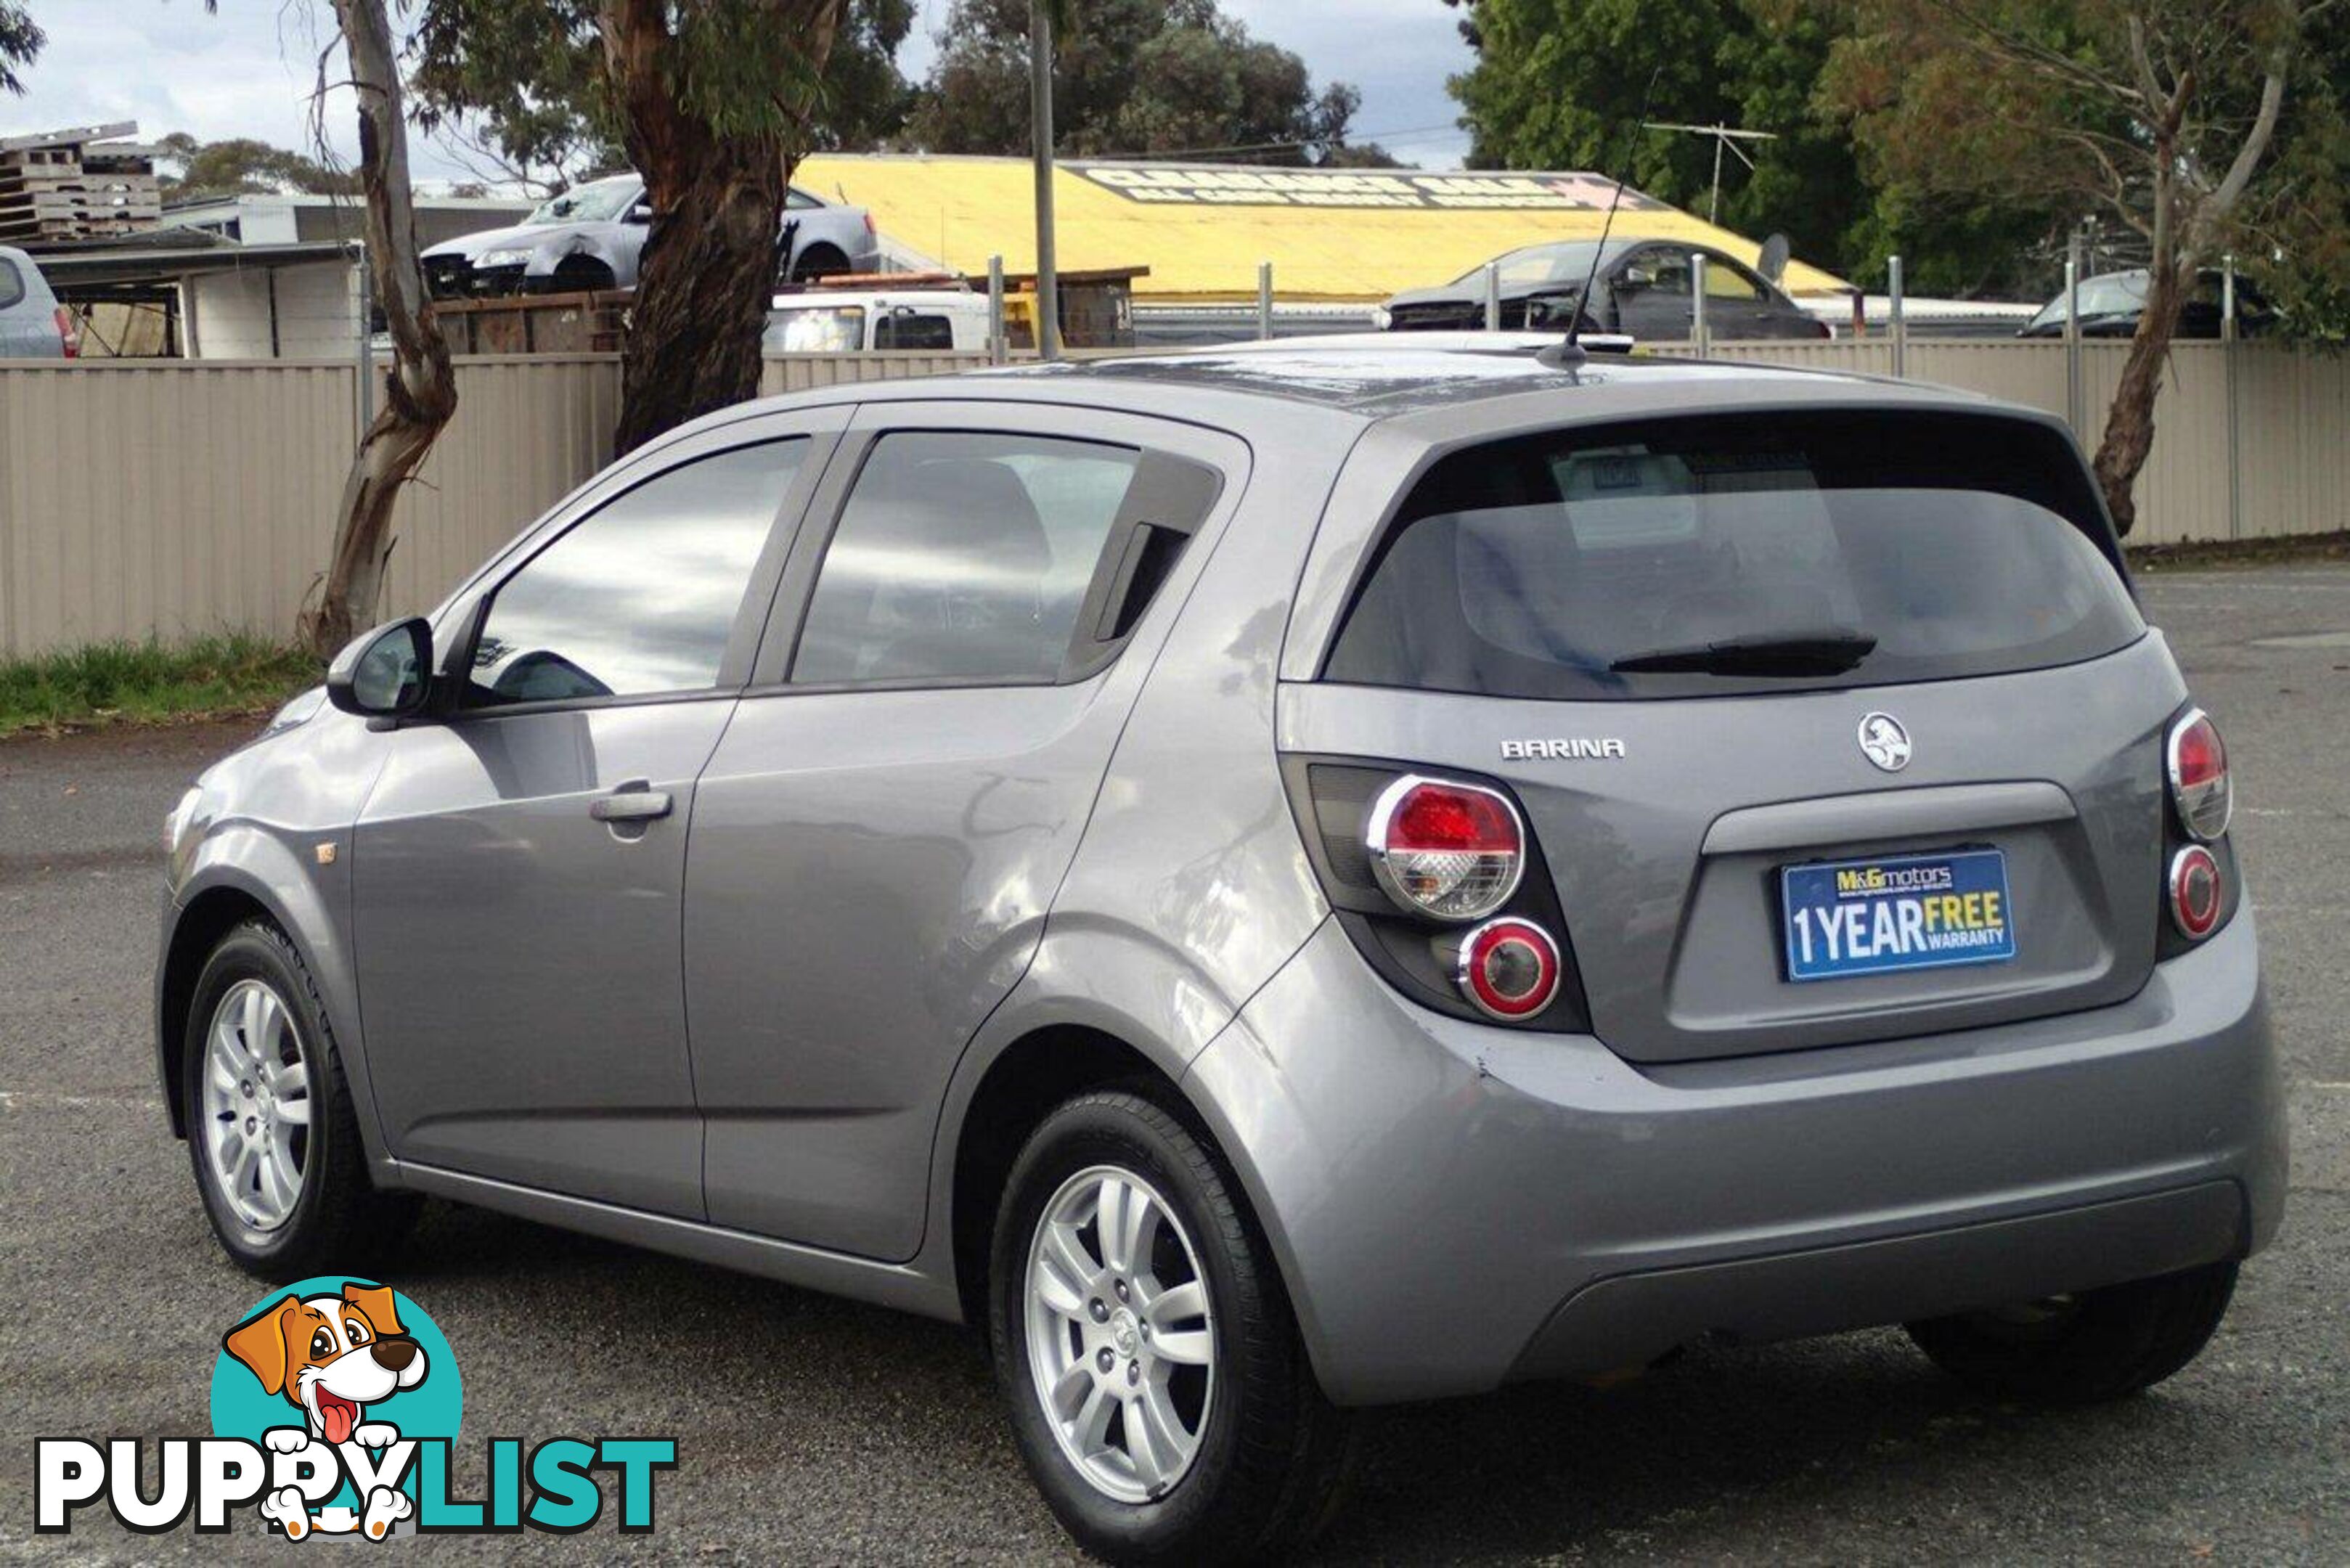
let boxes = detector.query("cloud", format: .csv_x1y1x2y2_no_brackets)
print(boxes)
1,0,1477,184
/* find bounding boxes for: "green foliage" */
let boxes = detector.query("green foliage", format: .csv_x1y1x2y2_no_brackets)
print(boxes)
0,0,40,95
908,0,1395,165
411,0,913,191
157,133,361,199
0,637,317,738
1448,0,1885,269
1825,0,2346,330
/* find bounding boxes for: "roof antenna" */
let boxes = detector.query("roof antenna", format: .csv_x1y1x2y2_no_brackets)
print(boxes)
1540,68,1662,372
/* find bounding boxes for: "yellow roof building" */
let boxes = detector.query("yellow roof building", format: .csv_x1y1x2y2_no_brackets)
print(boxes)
794,153,1851,304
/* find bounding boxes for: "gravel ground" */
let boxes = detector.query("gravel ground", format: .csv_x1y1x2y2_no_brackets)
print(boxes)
1,567,2343,1564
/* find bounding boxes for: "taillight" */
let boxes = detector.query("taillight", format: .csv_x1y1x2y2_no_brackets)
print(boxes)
1456,918,1561,1019
1366,775,1524,921
2169,845,2223,939
2166,708,2230,841
1282,756,1590,1031
53,306,79,358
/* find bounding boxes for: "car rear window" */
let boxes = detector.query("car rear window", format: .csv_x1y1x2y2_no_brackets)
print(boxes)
1323,411,2144,701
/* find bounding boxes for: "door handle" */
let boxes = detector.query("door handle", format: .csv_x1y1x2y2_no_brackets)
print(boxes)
589,783,674,823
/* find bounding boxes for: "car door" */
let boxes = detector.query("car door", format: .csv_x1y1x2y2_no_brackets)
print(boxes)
353,409,844,1217
1610,247,1695,341
684,402,1242,1259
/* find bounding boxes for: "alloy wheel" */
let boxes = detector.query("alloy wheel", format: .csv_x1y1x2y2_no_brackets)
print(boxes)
200,979,311,1230
1023,1163,1217,1503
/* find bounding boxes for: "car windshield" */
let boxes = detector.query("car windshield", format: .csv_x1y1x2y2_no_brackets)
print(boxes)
1452,242,1604,290
2029,272,2150,329
1325,410,2143,701
523,177,641,226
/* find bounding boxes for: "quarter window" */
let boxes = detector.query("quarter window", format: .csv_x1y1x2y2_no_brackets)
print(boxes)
467,439,805,706
793,431,1142,686
1706,261,1765,301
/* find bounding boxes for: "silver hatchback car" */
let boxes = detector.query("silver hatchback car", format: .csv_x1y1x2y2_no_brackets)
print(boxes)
161,338,2285,1561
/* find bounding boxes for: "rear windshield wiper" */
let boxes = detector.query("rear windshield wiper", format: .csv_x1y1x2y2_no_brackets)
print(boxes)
1609,630,1878,676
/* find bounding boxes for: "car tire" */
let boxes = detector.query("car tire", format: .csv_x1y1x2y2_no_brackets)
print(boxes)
990,1089,1357,1565
789,243,850,283
183,919,420,1281
1904,1260,2239,1405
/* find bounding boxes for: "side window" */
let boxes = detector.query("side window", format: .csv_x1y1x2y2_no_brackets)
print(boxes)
784,188,822,211
792,431,1143,687
1636,251,1693,298
468,439,806,706
0,260,23,311
1707,259,1766,301
874,312,955,350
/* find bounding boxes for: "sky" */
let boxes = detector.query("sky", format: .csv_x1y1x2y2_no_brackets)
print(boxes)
2,1,1478,184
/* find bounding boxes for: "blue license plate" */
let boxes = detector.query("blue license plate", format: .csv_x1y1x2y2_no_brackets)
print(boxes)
1781,849,2017,982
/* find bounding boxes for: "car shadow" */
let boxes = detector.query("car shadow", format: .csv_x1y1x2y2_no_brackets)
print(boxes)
381,1201,2235,1561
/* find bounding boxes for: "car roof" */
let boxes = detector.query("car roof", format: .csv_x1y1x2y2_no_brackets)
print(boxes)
957,335,2004,421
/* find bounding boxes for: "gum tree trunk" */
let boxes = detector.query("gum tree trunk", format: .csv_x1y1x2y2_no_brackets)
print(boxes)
307,0,458,658
2089,255,2187,539
602,0,844,455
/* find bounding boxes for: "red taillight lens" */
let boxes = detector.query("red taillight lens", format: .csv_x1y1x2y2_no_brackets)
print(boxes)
53,306,79,358
1457,918,1561,1019
2167,709,2230,841
2169,844,2223,939
1366,775,1524,920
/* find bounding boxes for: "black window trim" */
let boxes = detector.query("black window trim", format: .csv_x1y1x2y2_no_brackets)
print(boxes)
743,403,1235,698
429,412,847,723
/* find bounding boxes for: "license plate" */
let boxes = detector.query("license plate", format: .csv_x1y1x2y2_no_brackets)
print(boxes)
1781,849,2017,983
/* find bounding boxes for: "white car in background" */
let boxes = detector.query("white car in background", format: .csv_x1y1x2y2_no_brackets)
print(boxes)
424,173,881,299
0,245,76,357
764,285,992,354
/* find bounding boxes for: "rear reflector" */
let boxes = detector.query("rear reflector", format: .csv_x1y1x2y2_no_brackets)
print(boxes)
1366,775,1524,920
1457,918,1561,1019
2167,709,2230,841
2169,844,2223,939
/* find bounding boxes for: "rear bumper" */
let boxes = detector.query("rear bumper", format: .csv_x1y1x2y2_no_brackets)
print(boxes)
1183,910,2285,1406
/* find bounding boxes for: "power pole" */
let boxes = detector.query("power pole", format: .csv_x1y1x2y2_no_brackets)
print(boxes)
1029,3,1061,361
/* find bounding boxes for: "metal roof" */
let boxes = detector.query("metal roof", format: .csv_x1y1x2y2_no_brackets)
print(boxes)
793,153,1853,304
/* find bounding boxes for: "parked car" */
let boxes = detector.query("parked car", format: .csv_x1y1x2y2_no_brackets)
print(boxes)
162,335,2281,1564
421,173,881,299
1382,238,1827,340
0,244,76,357
764,284,992,353
2019,267,2277,338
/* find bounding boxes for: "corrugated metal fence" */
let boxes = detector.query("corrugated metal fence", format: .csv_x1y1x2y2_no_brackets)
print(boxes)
0,342,2343,658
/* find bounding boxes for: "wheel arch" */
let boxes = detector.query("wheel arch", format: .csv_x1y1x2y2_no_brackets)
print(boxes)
157,883,278,1138
946,1024,1181,1326
158,842,385,1172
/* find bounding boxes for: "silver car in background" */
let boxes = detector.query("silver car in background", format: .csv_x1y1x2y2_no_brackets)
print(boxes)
159,337,2285,1563
0,244,75,356
421,172,881,298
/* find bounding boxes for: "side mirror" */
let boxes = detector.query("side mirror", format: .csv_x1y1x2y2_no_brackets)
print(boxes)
327,617,434,720
624,202,654,226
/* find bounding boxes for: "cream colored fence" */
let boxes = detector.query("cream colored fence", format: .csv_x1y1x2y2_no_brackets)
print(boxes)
0,351,981,658
1710,338,2350,546
0,342,2343,658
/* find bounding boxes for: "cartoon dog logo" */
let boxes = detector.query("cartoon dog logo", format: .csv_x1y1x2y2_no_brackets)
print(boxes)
222,1283,427,1540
